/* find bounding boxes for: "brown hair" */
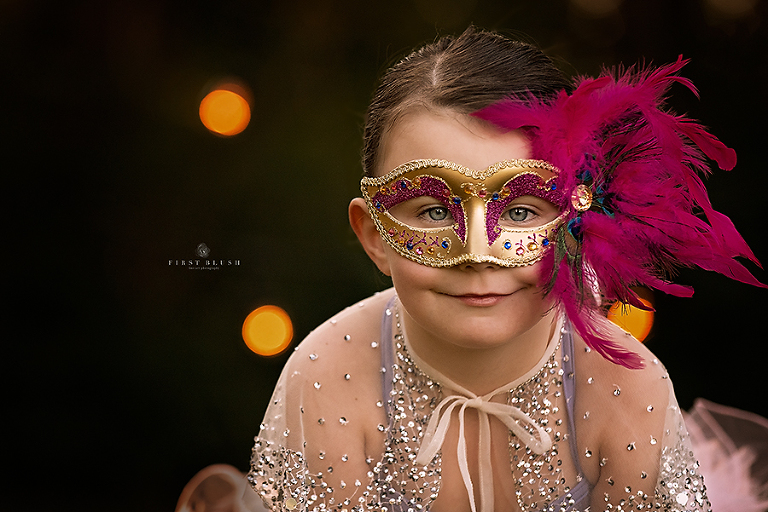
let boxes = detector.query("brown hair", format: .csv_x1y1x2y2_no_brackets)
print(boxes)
362,27,571,176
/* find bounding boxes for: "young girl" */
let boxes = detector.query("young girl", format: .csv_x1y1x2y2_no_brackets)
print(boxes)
246,27,764,512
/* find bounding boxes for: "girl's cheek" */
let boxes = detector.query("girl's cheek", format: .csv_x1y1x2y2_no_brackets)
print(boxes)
519,262,545,287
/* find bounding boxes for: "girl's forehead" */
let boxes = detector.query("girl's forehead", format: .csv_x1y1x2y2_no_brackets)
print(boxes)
376,109,531,177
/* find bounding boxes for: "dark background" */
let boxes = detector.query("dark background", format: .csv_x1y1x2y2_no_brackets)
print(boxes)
4,0,766,510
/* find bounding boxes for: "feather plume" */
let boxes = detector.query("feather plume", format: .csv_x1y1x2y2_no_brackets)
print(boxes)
475,57,765,368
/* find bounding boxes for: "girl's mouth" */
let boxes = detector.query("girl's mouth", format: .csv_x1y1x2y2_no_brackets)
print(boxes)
450,293,511,307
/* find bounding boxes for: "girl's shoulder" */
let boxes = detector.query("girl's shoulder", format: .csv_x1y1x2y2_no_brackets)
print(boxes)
279,288,395,397
571,316,675,490
253,291,394,502
571,315,672,397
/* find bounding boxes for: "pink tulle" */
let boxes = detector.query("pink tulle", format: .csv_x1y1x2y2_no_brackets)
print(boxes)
475,58,765,368
686,399,768,512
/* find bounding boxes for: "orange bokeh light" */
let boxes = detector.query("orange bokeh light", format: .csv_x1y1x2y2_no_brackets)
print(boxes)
242,305,293,356
607,297,654,342
199,88,251,136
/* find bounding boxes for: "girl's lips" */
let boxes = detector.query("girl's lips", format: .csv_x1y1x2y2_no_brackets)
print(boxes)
450,293,511,307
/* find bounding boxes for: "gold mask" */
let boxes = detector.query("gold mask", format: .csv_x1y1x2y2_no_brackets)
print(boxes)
361,159,566,267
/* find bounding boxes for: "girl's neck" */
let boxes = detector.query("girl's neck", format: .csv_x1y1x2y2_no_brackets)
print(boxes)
400,307,558,397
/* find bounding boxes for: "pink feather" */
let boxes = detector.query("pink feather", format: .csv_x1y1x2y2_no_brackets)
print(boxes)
475,58,765,369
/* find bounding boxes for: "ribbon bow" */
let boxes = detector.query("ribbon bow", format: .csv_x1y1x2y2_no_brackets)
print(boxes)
397,306,561,512
414,390,552,512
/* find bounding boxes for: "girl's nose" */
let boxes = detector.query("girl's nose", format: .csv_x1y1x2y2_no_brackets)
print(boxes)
457,259,500,272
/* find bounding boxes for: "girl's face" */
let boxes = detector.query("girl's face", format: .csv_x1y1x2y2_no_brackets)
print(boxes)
352,109,561,351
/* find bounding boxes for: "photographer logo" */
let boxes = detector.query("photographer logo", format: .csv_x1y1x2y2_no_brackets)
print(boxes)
169,243,240,270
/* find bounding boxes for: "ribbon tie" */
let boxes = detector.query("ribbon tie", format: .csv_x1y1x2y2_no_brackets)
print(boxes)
404,319,561,512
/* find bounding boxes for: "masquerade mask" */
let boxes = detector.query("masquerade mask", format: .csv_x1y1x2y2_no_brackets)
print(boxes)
361,159,566,267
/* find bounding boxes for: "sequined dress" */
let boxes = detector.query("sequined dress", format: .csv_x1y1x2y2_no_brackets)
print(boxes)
248,289,710,511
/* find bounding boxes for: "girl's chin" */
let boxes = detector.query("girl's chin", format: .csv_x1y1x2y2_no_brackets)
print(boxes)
427,319,544,348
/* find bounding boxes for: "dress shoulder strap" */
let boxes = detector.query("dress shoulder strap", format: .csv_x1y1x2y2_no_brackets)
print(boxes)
380,297,396,419
562,321,580,467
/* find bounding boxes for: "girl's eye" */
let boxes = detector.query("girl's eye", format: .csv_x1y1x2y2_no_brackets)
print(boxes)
388,197,454,227
426,207,449,221
505,207,534,222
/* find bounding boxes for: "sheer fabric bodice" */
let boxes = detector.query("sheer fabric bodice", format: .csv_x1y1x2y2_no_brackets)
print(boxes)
248,289,710,511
